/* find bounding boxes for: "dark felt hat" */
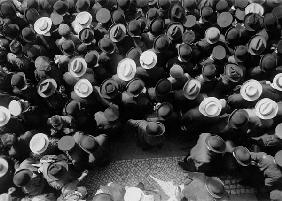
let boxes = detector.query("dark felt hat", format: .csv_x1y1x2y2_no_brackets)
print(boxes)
225,27,240,45
234,45,249,62
170,3,185,22
126,78,146,97
136,0,148,8
212,45,226,61
2,23,19,40
85,50,99,66
216,0,229,12
58,136,75,151
98,38,115,54
50,12,64,25
166,22,184,41
100,78,119,99
96,8,111,24
153,34,171,53
26,45,47,60
235,8,245,22
112,9,126,24
22,27,36,43
182,0,196,10
224,63,243,83
183,14,197,28
244,13,263,32
200,6,214,23
205,135,226,153
260,53,277,72
146,122,163,136
149,18,164,36
146,8,159,22
127,20,142,38
234,0,249,9
182,30,196,45
263,13,277,31
202,63,217,81
53,0,69,15
61,40,75,56
126,47,142,66
79,28,95,44
0,1,16,18
158,0,170,9
178,43,192,62
232,146,251,166
156,102,173,118
24,8,40,24
228,109,249,130
13,169,33,187
76,0,90,12
155,78,172,97
217,12,233,28
11,72,27,91
58,24,71,36
65,100,80,116
272,5,282,21
0,38,9,51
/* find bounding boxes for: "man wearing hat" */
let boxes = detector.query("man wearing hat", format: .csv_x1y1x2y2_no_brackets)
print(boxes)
47,115,76,137
0,106,24,135
127,120,165,150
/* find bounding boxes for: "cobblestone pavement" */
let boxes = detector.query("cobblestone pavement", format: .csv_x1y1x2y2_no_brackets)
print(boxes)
82,156,260,200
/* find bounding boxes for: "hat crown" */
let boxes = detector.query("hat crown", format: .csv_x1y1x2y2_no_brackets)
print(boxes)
245,85,258,96
9,100,22,116
146,122,160,135
113,26,123,38
39,19,48,31
206,177,225,198
77,12,90,25
123,63,133,77
30,134,48,153
105,82,115,93
234,146,251,165
277,77,282,88
0,111,6,122
78,82,89,94
143,53,154,65
206,27,220,43
187,81,197,94
205,101,219,116
72,60,83,73
259,101,274,116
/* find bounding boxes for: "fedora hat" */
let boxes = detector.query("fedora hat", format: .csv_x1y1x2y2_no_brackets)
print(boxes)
260,54,277,72
53,0,68,15
126,78,146,97
263,13,277,31
202,64,216,81
225,27,240,45
217,12,233,28
46,161,68,181
166,22,184,41
255,98,278,119
98,38,116,54
232,146,251,166
96,8,111,24
2,23,19,40
170,64,184,79
100,78,119,99
109,23,126,43
153,34,171,53
11,72,28,91
199,97,222,117
37,78,57,98
75,11,92,27
0,157,8,178
117,58,136,81
85,50,99,67
178,43,192,62
216,0,230,12
240,79,262,101
126,47,142,65
272,73,282,91
156,102,173,118
13,169,33,187
211,45,226,61
8,100,29,117
245,3,264,16
275,123,282,140
235,8,245,22
29,133,49,154
149,18,164,36
146,7,159,21
234,45,249,63
76,0,90,12
183,14,197,28
200,6,215,23
234,0,249,9
182,30,196,45
61,40,75,56
248,35,267,55
68,57,88,78
274,150,282,168
170,3,185,22
112,9,126,24
34,17,52,35
228,109,249,130
183,79,201,100
155,79,172,97
74,78,93,98
140,50,157,69
205,177,226,199
205,27,220,44
24,8,40,25
50,12,64,25
205,135,226,153
79,28,95,44
127,20,141,38
21,27,36,43
182,0,196,10
244,13,263,32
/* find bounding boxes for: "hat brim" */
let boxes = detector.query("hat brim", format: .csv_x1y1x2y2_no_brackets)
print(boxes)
240,80,262,101
205,177,225,199
199,97,222,117
74,79,93,98
140,51,158,69
34,17,52,35
37,78,57,98
0,158,8,177
109,24,127,43
255,99,278,120
205,135,226,154
68,57,88,78
153,35,171,53
30,133,50,154
13,169,33,187
117,58,137,81
0,106,11,127
232,149,251,167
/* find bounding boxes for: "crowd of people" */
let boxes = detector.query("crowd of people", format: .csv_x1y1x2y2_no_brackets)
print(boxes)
0,0,282,200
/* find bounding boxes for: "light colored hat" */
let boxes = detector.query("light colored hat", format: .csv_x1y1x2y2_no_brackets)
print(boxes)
0,106,11,127
124,187,143,201
37,78,57,98
34,17,52,35
117,58,137,81
205,27,220,44
245,3,264,16
68,57,88,78
255,98,278,119
272,73,282,91
0,157,8,177
75,11,92,27
240,79,262,101
29,133,49,154
275,123,282,139
199,97,222,117
140,50,157,69
183,79,201,100
109,23,127,43
74,78,93,98
8,100,29,116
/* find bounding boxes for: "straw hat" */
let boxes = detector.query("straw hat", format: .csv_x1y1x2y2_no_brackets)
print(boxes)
140,50,157,69
199,97,222,117
8,100,29,117
240,79,262,101
34,17,52,35
29,133,49,154
0,106,11,127
0,157,8,177
124,187,143,201
75,11,92,27
255,98,278,120
275,123,282,139
245,3,264,16
272,73,282,91
109,23,126,43
68,57,88,78
117,58,137,81
74,78,93,98
183,79,201,100
37,78,57,98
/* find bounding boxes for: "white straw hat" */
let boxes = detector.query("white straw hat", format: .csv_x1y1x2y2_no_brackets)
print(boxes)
34,17,52,35
29,133,49,154
140,50,157,69
124,187,143,201
74,78,93,98
240,79,262,101
117,58,137,81
0,157,8,177
68,57,88,78
183,79,201,100
272,73,282,91
75,11,92,27
199,97,222,117
8,100,26,117
255,98,278,119
0,106,11,127
245,3,264,16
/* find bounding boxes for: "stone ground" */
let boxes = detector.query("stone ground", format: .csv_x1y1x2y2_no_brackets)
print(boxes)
82,127,269,201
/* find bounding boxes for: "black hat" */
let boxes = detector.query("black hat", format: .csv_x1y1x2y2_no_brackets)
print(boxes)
112,9,126,24
153,34,171,53
2,23,19,40
127,20,142,38
98,38,115,54
182,0,196,10
79,28,95,44
228,109,249,130
146,8,159,22
225,27,240,45
126,47,142,66
234,0,248,9
200,6,215,23
0,1,16,18
244,13,263,32
182,30,196,45
24,8,40,24
170,3,185,22
13,169,33,187
76,0,90,12
277,40,282,55
234,45,249,63
155,78,172,97
178,43,192,62
224,63,243,83
263,13,277,31
9,39,22,54
61,40,75,56
21,27,36,43
117,0,130,10
260,53,277,72
100,78,119,99
272,5,282,22
166,22,184,41
85,50,99,67
149,18,164,36
158,0,170,10
202,64,217,81
216,0,230,12
53,0,69,15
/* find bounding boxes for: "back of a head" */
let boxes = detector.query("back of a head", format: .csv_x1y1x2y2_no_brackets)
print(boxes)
92,193,113,201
